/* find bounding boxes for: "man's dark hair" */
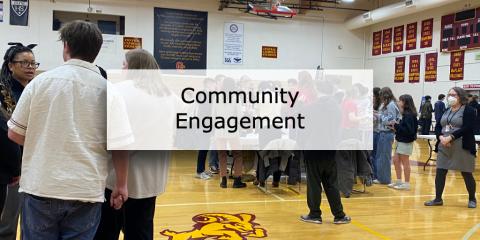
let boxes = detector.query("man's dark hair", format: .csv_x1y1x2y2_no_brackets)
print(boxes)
438,94,445,100
425,95,431,101
59,20,103,63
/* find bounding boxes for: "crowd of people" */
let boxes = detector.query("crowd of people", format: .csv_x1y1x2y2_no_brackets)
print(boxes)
0,19,479,239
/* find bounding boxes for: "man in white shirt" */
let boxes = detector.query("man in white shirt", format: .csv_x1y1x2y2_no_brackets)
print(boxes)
7,20,129,240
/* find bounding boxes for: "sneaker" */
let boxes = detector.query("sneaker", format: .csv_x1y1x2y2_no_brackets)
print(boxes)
372,179,380,184
393,183,410,190
468,200,477,208
333,216,351,224
209,166,219,174
300,215,322,224
196,172,211,180
387,180,402,188
424,199,443,206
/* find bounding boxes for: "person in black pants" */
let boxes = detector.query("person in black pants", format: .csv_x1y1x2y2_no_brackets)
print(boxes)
297,80,350,224
434,94,446,152
420,95,433,135
301,151,351,224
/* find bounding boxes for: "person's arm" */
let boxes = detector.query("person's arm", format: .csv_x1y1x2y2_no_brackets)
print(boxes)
449,106,475,142
7,82,34,145
394,115,416,136
110,150,129,210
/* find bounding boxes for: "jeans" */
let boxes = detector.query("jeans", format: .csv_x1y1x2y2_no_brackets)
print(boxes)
197,150,219,174
371,132,380,179
95,189,157,240
375,131,394,184
21,194,102,240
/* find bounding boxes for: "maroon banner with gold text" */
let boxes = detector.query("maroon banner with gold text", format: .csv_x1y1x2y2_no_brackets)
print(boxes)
420,18,433,48
408,55,421,83
395,56,406,83
406,22,417,50
372,31,382,56
450,50,465,81
424,53,438,82
393,25,404,52
382,28,392,54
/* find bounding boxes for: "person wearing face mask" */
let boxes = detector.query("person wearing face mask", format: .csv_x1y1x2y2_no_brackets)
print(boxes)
425,87,477,208
0,42,38,240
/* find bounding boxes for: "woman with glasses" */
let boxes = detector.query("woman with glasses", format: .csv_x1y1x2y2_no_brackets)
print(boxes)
425,87,477,208
0,42,38,238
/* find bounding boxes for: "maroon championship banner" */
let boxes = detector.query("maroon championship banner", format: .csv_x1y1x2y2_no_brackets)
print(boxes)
393,25,404,52
382,28,392,54
424,53,438,82
450,50,465,81
372,31,382,56
406,22,417,50
394,56,406,83
408,55,421,83
420,18,433,48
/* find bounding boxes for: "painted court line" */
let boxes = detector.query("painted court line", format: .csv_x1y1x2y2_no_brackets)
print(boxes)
156,193,469,207
463,223,480,240
351,220,391,240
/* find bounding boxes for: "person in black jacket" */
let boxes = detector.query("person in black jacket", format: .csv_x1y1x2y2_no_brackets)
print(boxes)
419,95,433,135
425,87,477,208
468,95,480,135
0,43,37,236
388,94,418,191
434,94,446,152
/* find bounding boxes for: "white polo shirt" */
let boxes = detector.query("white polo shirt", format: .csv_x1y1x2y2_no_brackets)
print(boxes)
8,59,110,202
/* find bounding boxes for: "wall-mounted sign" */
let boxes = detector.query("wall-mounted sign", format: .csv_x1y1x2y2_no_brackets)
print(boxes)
408,55,421,83
420,18,433,48
406,22,417,50
463,84,480,90
450,50,465,81
123,37,142,50
424,53,438,82
10,0,29,26
372,31,382,56
382,28,392,54
0,1,4,22
223,22,244,65
393,25,404,52
440,7,480,52
262,46,277,58
394,56,406,83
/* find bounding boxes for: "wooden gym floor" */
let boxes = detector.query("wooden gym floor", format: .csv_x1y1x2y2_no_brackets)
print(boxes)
153,141,480,240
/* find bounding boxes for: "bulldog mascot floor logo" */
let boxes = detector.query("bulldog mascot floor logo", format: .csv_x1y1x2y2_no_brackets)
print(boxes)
160,213,268,240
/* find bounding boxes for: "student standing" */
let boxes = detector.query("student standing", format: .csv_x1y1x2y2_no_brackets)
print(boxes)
425,87,477,208
0,42,37,240
389,94,418,190
7,20,129,239
434,94,446,152
374,87,399,184
419,95,433,135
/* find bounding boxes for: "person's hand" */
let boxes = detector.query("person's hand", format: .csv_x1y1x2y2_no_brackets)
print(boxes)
440,136,452,147
110,185,128,210
9,176,20,186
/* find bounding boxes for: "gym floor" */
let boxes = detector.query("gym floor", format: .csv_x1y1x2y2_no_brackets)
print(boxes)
151,142,480,240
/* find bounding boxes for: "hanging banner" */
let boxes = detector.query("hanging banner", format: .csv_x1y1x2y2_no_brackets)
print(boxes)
372,31,382,56
424,53,438,82
223,22,244,65
394,56,406,83
393,25,404,52
420,18,433,48
406,22,417,50
450,50,465,81
408,55,421,83
154,7,208,70
9,0,29,26
382,28,392,54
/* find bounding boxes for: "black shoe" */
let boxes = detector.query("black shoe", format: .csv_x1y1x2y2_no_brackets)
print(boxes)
220,177,227,188
424,199,443,206
333,216,351,224
300,215,322,224
232,177,247,188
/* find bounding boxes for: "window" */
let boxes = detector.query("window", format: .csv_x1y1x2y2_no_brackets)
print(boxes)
52,10,125,35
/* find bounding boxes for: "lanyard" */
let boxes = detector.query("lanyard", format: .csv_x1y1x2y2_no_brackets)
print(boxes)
446,105,462,126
